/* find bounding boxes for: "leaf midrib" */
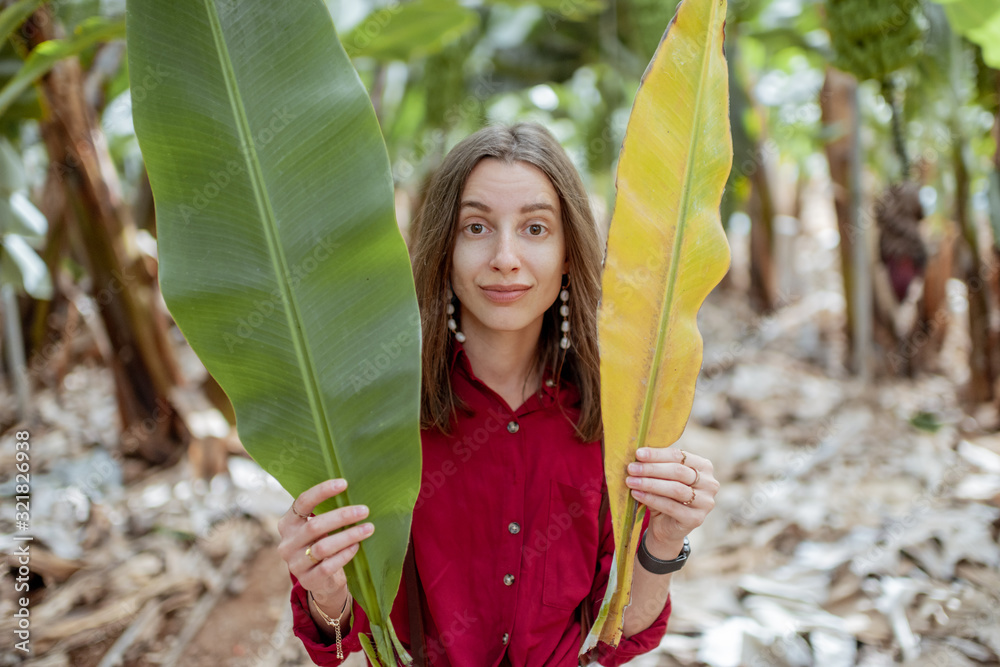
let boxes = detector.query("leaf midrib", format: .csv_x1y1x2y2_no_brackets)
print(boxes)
201,1,341,484
634,2,720,451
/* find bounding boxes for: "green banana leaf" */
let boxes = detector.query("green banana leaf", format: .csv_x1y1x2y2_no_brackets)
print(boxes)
126,1,422,664
344,0,479,61
931,0,1000,68
0,16,125,119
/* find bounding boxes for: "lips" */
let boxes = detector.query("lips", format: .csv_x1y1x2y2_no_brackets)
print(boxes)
480,284,530,303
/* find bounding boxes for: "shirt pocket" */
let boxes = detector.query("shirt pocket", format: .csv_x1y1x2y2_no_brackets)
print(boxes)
542,479,600,611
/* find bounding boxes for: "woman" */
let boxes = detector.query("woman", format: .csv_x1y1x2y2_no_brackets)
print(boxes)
278,123,719,666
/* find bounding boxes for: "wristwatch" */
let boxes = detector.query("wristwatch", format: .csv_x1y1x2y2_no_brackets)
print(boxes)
637,531,690,575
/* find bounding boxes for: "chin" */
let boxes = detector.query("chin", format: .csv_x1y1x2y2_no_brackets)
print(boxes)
468,309,540,335
479,318,533,333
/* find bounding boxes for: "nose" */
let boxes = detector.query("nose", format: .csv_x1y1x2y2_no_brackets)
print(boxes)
489,230,520,274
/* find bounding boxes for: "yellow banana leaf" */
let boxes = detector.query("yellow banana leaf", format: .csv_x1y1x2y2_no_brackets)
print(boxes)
585,0,732,650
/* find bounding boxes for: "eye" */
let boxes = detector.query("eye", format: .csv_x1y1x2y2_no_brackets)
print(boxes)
468,223,485,234
528,224,544,235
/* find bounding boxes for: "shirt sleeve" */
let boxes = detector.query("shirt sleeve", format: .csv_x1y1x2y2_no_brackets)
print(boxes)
289,572,372,665
582,491,673,667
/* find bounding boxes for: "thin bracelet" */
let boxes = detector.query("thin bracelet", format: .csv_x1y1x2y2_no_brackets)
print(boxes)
309,590,350,659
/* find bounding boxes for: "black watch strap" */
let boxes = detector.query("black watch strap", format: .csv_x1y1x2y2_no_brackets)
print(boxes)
637,532,690,575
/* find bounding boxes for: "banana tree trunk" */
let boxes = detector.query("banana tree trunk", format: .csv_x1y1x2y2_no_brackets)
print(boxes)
953,124,997,404
25,8,188,463
1,284,29,417
992,70,1000,411
907,230,954,375
821,68,873,376
747,142,777,312
821,69,857,351
725,33,776,312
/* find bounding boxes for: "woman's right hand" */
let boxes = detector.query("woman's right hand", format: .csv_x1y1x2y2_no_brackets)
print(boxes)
277,478,375,613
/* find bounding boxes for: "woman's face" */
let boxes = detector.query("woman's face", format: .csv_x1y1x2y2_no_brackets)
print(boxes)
451,158,567,341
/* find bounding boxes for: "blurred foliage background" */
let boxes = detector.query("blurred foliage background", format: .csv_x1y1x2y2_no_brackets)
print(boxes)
1,0,999,458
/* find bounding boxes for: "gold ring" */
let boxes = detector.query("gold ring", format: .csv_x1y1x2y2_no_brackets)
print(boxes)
679,450,687,466
690,467,700,487
306,546,321,565
682,488,696,506
291,501,310,521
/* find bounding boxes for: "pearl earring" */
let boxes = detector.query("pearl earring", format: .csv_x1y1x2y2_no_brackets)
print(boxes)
559,279,570,350
446,287,466,343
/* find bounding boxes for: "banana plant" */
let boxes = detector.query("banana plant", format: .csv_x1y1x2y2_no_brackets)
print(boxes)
126,1,422,664
931,0,1000,68
343,0,479,60
0,15,125,119
584,0,731,650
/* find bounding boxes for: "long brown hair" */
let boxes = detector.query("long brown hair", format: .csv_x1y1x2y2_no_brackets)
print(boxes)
410,122,603,442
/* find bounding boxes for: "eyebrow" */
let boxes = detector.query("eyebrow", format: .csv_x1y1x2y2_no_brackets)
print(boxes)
459,200,556,214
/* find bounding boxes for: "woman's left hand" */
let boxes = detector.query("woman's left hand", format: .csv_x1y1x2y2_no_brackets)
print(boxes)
625,446,719,549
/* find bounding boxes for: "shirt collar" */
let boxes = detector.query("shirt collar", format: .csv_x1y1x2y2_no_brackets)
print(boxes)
449,340,571,410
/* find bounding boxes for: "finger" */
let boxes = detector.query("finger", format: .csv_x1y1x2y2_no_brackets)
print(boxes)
626,476,692,504
289,502,371,552
679,450,714,474
298,478,349,516
309,521,375,564
632,486,708,518
297,543,361,592
635,446,685,464
279,478,347,536
626,461,694,485
636,447,714,475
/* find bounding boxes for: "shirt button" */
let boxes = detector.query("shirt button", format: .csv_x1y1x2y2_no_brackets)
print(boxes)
507,421,519,434
508,521,520,534
502,632,510,645
503,573,515,586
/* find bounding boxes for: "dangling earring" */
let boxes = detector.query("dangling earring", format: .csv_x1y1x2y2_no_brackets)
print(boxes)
446,287,466,343
559,276,570,350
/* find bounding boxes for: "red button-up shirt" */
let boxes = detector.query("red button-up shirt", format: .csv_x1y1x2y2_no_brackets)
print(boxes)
290,344,671,665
